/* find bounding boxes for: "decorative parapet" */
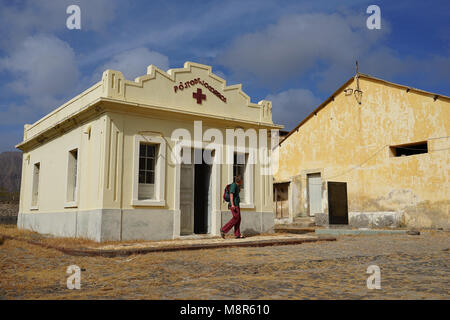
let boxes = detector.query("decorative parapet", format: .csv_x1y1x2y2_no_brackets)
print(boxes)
102,69,125,100
16,62,282,151
258,100,273,123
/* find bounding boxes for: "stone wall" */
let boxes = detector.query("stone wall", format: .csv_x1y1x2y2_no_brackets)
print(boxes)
0,203,19,224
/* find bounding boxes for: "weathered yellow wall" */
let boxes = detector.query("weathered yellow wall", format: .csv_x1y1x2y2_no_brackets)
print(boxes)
275,76,449,229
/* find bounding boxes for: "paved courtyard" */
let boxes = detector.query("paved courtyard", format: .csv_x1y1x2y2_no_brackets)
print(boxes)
0,230,448,299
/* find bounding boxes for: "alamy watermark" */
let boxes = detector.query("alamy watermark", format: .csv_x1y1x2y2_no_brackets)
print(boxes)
164,121,280,176
366,5,381,30
366,265,381,289
66,265,81,290
66,5,81,30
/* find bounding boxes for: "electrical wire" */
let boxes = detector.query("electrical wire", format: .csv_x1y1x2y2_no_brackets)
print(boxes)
302,139,449,185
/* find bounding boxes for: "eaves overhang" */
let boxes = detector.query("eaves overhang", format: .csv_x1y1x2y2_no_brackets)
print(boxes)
15,98,104,152
16,97,284,152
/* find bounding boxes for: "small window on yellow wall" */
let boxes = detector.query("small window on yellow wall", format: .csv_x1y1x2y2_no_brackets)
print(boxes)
66,149,78,203
390,142,428,157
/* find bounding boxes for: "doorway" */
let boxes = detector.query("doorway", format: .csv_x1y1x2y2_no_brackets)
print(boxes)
194,162,212,234
180,148,213,235
327,181,349,224
307,173,322,216
274,182,289,219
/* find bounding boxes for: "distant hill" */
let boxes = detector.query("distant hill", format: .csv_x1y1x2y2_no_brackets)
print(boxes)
0,151,22,201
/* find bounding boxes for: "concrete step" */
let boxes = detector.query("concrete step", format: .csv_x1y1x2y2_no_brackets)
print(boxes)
274,225,316,235
291,217,316,228
274,217,316,234
0,232,336,257
315,228,410,236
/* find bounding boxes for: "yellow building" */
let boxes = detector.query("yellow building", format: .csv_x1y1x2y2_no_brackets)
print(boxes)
275,73,449,230
16,62,282,242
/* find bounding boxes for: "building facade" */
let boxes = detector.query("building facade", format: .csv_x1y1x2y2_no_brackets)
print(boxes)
275,74,449,230
17,62,281,242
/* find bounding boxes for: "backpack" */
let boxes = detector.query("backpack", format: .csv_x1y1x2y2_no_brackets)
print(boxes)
223,184,231,202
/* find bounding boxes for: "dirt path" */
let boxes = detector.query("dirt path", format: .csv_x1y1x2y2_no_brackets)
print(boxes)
0,231,448,299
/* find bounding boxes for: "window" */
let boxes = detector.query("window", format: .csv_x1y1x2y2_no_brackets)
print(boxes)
138,143,157,200
132,135,166,206
66,149,78,204
228,152,254,208
31,162,40,209
233,153,247,200
390,142,428,157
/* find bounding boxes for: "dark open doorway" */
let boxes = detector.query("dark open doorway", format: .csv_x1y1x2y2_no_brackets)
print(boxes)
328,181,349,225
194,161,212,234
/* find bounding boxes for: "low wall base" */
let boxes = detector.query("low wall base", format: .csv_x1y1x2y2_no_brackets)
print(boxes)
17,209,175,242
315,211,403,229
221,211,274,236
17,209,275,242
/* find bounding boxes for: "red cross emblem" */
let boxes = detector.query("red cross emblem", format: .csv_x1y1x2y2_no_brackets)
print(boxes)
193,88,206,104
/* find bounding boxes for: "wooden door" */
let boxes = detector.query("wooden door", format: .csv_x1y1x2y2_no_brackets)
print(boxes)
308,173,322,216
180,163,195,235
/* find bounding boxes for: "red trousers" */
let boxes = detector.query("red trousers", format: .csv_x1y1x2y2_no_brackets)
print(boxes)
221,206,241,237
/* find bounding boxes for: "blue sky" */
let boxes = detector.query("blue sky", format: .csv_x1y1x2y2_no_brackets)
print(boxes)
0,0,449,152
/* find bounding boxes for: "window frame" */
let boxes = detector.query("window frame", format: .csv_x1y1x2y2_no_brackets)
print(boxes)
30,161,41,210
132,134,166,206
390,141,428,158
227,151,254,209
139,144,157,185
64,148,80,208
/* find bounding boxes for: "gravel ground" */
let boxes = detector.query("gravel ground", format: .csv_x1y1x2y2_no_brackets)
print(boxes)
0,230,448,300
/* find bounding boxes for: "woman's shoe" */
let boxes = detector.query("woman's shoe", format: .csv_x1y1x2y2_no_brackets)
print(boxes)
220,229,225,239
235,235,245,239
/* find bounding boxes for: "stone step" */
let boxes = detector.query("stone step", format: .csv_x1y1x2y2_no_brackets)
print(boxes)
291,217,316,228
315,228,410,236
0,232,336,257
274,226,316,235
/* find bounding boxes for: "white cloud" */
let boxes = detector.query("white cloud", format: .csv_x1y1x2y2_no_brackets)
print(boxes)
216,11,446,93
0,104,36,126
218,12,384,88
0,34,79,99
95,47,169,80
0,34,80,124
79,0,326,67
0,0,117,49
0,38,170,126
266,88,322,130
